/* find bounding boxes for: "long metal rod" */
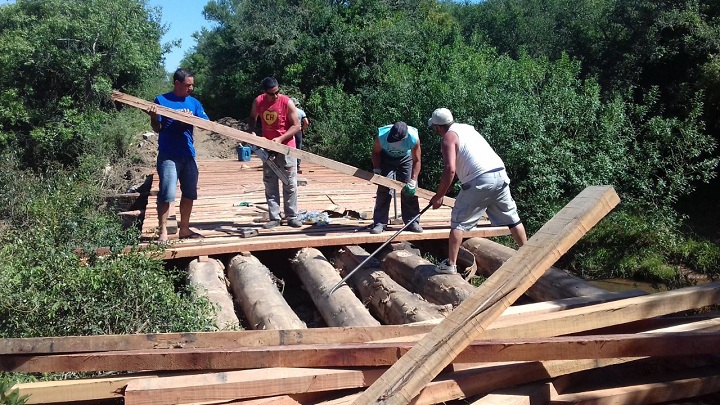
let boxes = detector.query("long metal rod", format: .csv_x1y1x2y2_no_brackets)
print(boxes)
327,203,432,296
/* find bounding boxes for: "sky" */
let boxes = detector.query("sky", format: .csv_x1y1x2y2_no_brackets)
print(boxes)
148,0,214,73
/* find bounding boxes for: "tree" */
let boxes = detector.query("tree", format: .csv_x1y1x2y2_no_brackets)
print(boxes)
0,0,166,167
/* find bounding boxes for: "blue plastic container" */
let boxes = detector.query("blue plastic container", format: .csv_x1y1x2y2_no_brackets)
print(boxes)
237,146,251,162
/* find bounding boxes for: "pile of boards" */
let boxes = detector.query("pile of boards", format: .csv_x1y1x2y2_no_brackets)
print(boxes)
3,186,720,404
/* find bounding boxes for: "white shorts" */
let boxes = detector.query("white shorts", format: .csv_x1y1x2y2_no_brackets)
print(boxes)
451,170,521,231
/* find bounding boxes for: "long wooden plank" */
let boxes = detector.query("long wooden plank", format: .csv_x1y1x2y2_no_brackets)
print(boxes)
111,91,454,207
319,358,640,405
0,325,434,355
5,331,720,373
11,372,163,404
124,367,385,405
469,383,553,405
159,226,509,259
549,366,720,405
2,282,714,357
354,185,620,404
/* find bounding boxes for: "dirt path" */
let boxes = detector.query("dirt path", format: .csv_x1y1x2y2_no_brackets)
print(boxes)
119,117,246,193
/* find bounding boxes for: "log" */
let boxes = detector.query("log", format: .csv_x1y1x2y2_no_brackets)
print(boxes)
336,246,449,324
226,254,306,330
381,250,475,306
355,185,620,404
463,237,609,300
187,258,240,330
292,248,380,327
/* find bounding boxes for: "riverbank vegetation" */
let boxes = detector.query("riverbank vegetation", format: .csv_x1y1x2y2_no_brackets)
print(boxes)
0,0,718,375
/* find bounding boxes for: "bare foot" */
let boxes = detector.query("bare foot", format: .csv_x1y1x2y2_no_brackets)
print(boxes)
157,228,169,244
179,231,204,240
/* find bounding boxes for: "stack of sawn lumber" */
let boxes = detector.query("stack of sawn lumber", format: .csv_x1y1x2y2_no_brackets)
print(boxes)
3,186,720,405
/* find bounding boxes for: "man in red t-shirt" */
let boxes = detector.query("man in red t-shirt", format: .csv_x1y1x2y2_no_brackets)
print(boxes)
248,77,303,228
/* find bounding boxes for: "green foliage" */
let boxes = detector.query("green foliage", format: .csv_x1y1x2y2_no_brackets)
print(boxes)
0,378,28,405
0,0,166,167
0,158,218,338
561,210,720,285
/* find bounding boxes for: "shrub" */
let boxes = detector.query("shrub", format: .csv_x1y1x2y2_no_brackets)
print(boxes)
0,159,217,338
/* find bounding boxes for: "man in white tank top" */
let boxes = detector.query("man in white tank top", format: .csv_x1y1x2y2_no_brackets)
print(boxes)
427,108,527,274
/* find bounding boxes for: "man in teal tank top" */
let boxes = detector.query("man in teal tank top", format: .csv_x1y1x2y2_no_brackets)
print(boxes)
370,122,423,234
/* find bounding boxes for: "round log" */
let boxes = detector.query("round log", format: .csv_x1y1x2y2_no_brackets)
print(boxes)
227,254,306,330
187,258,240,330
336,246,449,324
293,248,380,327
381,250,475,307
462,237,609,300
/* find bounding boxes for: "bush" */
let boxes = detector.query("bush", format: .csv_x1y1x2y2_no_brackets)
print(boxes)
560,210,720,285
0,159,217,338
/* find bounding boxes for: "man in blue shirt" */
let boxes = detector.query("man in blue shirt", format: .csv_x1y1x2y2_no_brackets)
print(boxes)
147,68,209,243
370,121,423,234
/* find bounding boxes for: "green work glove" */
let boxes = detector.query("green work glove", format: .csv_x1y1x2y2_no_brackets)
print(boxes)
403,179,417,196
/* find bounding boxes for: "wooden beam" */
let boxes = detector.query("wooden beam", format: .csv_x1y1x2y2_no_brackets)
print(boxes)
2,282,715,358
0,324,434,355
11,372,162,404
371,283,720,344
468,382,553,405
6,331,720,373
549,366,720,405
110,91,453,207
354,186,620,404
318,358,638,405
158,227,510,259
124,367,385,405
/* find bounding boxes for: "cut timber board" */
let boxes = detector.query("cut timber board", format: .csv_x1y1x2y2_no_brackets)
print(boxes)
111,91,454,206
124,367,385,405
160,226,510,259
354,185,620,404
5,331,720,373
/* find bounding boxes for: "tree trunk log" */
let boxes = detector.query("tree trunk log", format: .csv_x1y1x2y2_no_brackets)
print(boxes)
462,237,609,301
336,246,449,324
187,258,240,330
227,254,306,330
292,248,380,327
381,250,475,307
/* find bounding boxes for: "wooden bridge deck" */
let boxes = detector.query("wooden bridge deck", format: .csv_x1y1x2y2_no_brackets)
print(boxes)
141,157,510,259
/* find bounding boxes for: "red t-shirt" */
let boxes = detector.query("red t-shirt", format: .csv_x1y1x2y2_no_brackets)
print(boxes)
254,93,296,148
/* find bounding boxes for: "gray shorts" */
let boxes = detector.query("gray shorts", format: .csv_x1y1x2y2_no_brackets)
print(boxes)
451,170,521,231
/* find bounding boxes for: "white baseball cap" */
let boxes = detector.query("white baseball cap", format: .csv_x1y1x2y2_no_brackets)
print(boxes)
427,108,454,126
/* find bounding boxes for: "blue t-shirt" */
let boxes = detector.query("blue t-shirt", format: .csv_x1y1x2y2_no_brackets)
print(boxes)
378,124,419,158
154,92,209,157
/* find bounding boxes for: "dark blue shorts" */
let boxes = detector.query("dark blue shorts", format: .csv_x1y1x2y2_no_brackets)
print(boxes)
157,154,198,202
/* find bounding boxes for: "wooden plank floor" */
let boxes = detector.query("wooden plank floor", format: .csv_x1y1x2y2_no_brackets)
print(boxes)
141,157,510,259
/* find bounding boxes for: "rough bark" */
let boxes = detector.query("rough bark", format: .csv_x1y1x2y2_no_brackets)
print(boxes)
227,254,306,330
187,258,240,330
292,248,380,327
336,246,449,324
381,250,475,307
462,238,609,301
